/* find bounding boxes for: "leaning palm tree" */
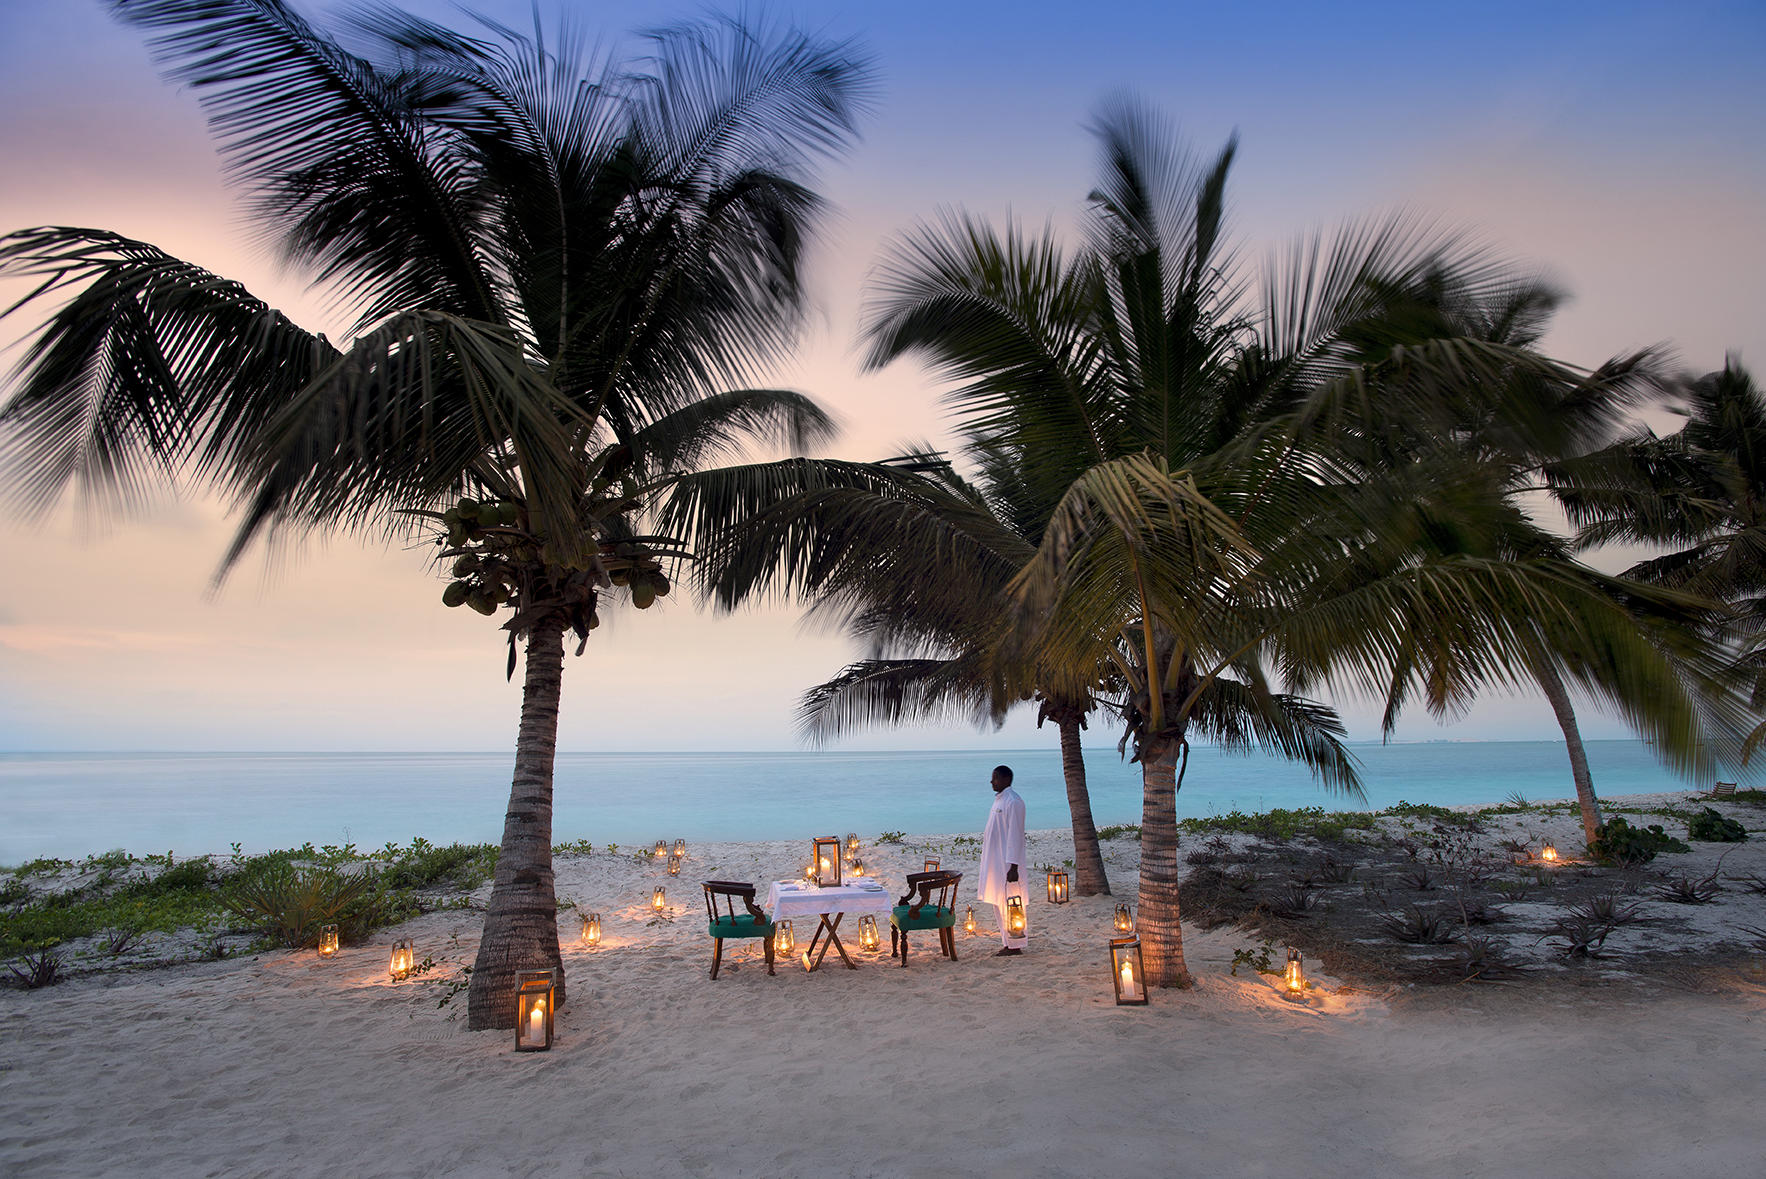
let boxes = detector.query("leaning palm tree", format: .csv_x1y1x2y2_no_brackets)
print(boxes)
665,446,1119,894
854,98,1735,986
0,0,871,1026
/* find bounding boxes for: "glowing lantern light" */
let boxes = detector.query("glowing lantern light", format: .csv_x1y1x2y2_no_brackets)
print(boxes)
317,924,339,958
1005,896,1027,940
775,920,795,956
964,905,977,936
858,915,881,952
1283,947,1306,1000
389,938,415,981
1540,839,1559,863
849,857,866,877
812,836,842,888
652,886,667,912
1109,936,1148,1006
514,970,554,1052
653,840,668,860
845,833,861,855
667,854,682,877
1113,904,1134,933
801,860,815,882
580,912,601,947
923,856,941,873
672,838,686,858
1046,867,1070,905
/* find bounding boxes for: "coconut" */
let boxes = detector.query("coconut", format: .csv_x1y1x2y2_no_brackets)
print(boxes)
442,581,471,608
631,582,656,610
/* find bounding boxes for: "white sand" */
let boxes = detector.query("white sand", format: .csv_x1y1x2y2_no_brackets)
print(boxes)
4,810,1765,1176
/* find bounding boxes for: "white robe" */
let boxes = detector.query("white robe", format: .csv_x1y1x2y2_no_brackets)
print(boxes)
977,785,1028,909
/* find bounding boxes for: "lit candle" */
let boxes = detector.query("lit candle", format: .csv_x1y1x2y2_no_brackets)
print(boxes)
1120,959,1134,991
527,998,545,1045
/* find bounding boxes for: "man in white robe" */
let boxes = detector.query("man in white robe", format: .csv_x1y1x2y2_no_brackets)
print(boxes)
977,764,1028,955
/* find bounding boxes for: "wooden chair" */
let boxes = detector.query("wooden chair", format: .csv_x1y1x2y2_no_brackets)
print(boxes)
1708,781,1738,799
701,880,776,979
889,870,962,967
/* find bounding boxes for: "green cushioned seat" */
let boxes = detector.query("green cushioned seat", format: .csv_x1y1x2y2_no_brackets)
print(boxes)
708,913,775,939
890,904,956,931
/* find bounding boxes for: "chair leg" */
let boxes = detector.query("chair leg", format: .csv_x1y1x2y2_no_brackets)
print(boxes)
901,931,909,968
710,936,723,980
946,926,958,960
890,924,899,959
765,934,775,976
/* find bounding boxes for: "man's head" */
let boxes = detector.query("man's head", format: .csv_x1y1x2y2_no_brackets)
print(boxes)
991,764,1014,793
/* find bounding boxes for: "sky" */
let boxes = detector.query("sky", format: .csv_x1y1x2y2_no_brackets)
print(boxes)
0,0,1763,752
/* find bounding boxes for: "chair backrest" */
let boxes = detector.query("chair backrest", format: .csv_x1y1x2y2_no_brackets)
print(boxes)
702,880,767,925
897,870,962,917
1712,781,1738,797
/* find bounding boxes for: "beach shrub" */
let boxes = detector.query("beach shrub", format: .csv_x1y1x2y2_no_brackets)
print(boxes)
1588,817,1689,866
223,864,378,948
874,831,906,844
1655,868,1722,904
378,840,497,891
1378,905,1458,944
6,942,63,988
1686,808,1747,842
1229,940,1277,976
1096,824,1141,841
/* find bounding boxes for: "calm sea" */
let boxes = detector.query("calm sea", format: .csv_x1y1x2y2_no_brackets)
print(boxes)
0,740,1725,864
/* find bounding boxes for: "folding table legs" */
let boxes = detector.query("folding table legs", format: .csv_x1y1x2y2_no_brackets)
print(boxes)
801,912,857,971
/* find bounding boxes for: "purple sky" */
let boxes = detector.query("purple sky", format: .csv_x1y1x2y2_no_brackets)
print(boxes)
1,1,1762,751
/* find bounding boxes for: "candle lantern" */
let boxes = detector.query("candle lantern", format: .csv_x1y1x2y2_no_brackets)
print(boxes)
652,885,668,912
672,838,686,858
1283,947,1306,1000
923,856,941,873
1109,936,1149,1005
858,915,881,952
653,840,668,859
1005,896,1027,939
667,854,682,877
1047,867,1070,905
812,836,842,888
514,969,555,1052
775,919,795,956
317,924,339,958
580,912,602,947
849,857,866,877
1540,839,1558,863
389,938,415,981
964,905,977,936
801,860,815,882
845,833,861,855
1113,904,1134,933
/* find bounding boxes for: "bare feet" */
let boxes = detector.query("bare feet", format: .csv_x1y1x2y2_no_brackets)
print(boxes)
994,947,1023,957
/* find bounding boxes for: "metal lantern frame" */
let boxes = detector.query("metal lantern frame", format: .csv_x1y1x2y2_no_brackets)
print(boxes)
514,969,555,1052
667,854,682,877
858,914,881,952
923,856,941,873
848,856,866,877
389,937,415,981
653,839,668,859
317,924,339,957
1005,895,1027,939
672,838,687,858
1046,867,1070,905
812,836,842,888
652,885,668,911
775,919,795,956
1113,904,1134,933
1109,936,1149,1006
581,912,602,947
1283,947,1306,1000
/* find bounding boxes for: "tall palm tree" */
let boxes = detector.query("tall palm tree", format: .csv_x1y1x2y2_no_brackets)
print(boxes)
855,99,1733,986
0,0,871,1026
664,447,1119,894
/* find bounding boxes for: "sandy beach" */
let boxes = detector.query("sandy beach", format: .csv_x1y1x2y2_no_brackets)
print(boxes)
5,796,1766,1177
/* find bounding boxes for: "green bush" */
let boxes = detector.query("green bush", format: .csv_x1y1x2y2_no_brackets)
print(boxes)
1588,817,1691,866
222,864,378,948
378,839,497,891
1686,807,1748,842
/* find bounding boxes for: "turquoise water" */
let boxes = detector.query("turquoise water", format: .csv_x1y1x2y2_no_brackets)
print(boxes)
0,740,1723,864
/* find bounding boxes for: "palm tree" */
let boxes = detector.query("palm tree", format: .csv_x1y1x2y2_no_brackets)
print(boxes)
852,99,1733,986
0,0,871,1026
664,447,1118,894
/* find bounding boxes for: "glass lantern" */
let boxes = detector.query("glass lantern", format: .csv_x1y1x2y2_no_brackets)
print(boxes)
801,859,815,882
1540,839,1558,863
389,938,415,981
774,920,795,956
1283,947,1306,1000
667,854,682,877
964,905,976,936
1113,904,1134,933
1109,936,1148,1005
672,838,686,858
923,856,941,873
1005,896,1027,939
580,912,601,947
812,836,842,888
845,832,861,855
514,969,554,1052
849,857,866,877
858,914,881,952
317,924,339,958
652,885,667,911
653,840,668,860
1046,867,1070,905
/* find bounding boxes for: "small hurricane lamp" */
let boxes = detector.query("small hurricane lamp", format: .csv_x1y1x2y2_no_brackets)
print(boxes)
845,832,861,855
389,938,415,981
774,920,795,956
1005,895,1027,939
1540,839,1559,863
1113,904,1134,933
667,854,682,877
514,970,554,1052
580,912,601,947
858,914,881,952
652,885,667,911
672,838,686,858
1046,867,1070,905
964,905,977,936
317,924,339,958
1110,936,1148,1005
1283,948,1306,1000
653,840,668,860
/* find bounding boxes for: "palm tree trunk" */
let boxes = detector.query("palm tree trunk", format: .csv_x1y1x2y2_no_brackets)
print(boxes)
1137,744,1191,987
467,622,567,1030
1535,662,1602,847
1057,716,1110,895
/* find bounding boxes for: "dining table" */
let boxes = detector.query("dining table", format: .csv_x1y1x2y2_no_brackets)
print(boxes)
765,878,894,971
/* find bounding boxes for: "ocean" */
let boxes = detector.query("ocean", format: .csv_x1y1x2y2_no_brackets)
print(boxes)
0,740,1722,864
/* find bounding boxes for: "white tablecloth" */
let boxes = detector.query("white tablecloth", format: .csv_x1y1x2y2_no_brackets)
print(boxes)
765,879,895,923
